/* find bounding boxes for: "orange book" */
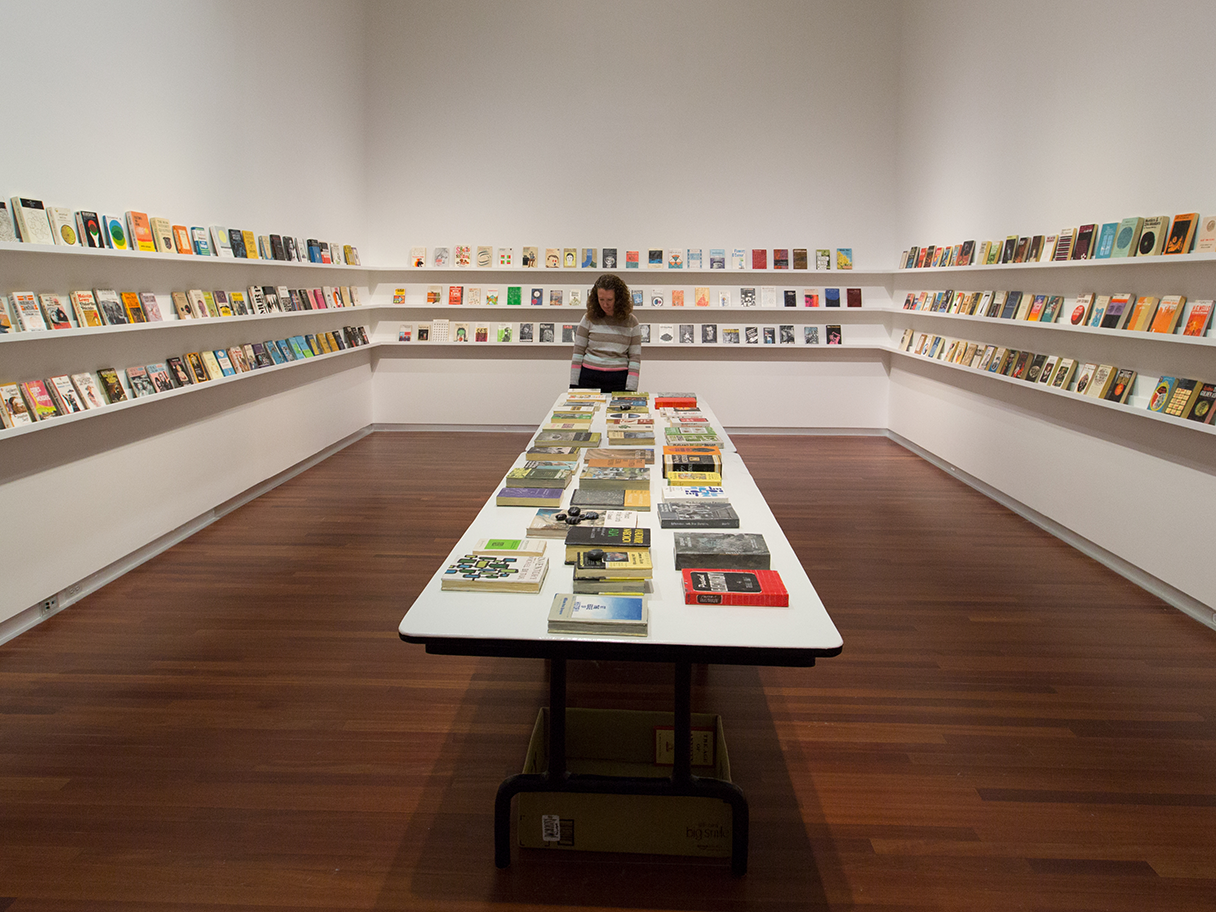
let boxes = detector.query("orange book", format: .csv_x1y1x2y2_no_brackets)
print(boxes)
1124,296,1159,332
1149,295,1185,334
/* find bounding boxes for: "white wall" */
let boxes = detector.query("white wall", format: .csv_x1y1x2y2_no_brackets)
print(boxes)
361,0,902,267
1,0,368,241
894,0,1216,247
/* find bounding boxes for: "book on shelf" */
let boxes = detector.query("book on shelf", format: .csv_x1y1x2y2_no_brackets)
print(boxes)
1137,216,1169,255
0,382,33,427
0,201,17,242
673,532,771,570
682,568,788,607
1180,300,1213,336
1197,216,1216,253
74,211,103,248
1163,212,1199,254
1085,364,1117,399
1103,368,1137,404
1124,296,1159,332
1100,293,1134,329
45,375,82,414
1148,295,1185,334
47,207,78,245
38,294,73,330
440,554,549,593
1163,379,1199,418
1147,377,1177,412
8,292,48,331
100,214,127,249
1094,222,1117,258
1185,383,1216,423
9,197,55,245
20,380,60,421
547,593,648,637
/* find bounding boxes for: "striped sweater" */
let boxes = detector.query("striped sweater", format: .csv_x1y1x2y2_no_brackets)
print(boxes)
569,314,642,390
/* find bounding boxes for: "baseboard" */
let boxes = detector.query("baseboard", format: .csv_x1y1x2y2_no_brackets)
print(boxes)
887,430,1216,632
0,427,372,647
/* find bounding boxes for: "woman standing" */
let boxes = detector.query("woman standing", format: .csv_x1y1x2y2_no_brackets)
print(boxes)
569,274,642,392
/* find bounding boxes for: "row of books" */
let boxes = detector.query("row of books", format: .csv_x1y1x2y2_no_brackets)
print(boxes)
0,326,370,429
897,329,1215,424
1,284,363,333
1,195,358,265
902,289,1215,337
410,245,856,271
407,285,864,308
398,319,845,346
902,212,1214,269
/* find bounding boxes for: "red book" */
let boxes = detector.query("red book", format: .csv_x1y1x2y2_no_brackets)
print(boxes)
654,393,697,408
682,568,788,607
751,248,767,269
846,288,862,308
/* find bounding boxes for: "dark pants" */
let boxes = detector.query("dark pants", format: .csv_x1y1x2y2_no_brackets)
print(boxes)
575,367,630,393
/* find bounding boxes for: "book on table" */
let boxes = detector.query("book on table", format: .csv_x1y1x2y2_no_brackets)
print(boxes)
673,532,771,570
440,554,549,593
564,525,651,564
471,538,549,557
547,594,648,637
495,487,564,508
657,501,740,528
682,568,789,607
570,487,651,511
574,549,653,579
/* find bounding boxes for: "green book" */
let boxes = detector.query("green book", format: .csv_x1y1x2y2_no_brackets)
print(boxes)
507,286,522,306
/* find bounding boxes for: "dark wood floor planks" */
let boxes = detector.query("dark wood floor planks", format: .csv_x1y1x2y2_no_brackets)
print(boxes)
1,431,1213,911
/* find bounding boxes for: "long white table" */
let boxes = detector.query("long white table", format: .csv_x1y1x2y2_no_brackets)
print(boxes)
399,394,843,873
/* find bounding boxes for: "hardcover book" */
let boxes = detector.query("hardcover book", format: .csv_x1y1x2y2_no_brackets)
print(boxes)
682,569,788,607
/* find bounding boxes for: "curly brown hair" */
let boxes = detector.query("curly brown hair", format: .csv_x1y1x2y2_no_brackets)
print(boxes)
586,274,633,321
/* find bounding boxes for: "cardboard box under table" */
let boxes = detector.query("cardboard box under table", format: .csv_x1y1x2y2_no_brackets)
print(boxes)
518,707,734,858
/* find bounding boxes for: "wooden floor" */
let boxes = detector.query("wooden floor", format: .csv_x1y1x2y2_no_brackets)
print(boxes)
1,432,1214,912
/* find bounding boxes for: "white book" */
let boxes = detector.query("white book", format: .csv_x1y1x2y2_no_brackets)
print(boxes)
760,286,777,307
0,200,17,242
70,372,105,410
661,485,730,502
10,197,55,245
150,217,174,253
209,226,234,257
47,206,79,245
99,214,128,249
8,292,48,331
0,382,34,426
48,375,84,413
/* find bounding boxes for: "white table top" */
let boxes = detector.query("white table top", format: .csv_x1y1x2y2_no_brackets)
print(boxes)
399,394,843,662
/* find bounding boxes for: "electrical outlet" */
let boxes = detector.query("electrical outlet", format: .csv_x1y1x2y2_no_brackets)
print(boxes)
653,726,716,767
37,595,58,617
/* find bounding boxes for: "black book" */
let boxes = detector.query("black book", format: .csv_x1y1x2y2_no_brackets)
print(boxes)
657,502,740,529
283,236,297,261
673,532,770,570
270,234,285,260
229,229,247,258
783,289,797,307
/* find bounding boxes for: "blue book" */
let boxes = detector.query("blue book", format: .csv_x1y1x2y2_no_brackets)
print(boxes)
547,594,648,636
1095,222,1118,258
1000,291,1022,319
